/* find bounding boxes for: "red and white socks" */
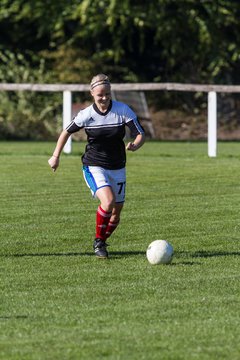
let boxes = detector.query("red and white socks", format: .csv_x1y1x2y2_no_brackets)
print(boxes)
96,206,112,240
105,220,119,239
95,205,120,240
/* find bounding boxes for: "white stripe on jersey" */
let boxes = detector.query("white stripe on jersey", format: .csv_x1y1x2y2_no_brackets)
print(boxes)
66,100,145,169
73,100,137,128
132,119,145,134
85,122,125,129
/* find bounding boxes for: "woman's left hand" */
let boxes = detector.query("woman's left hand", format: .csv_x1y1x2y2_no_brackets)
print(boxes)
126,142,137,151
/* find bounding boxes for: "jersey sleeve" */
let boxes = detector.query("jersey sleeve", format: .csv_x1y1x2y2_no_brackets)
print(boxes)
66,120,82,133
65,106,91,133
126,118,145,137
123,104,145,137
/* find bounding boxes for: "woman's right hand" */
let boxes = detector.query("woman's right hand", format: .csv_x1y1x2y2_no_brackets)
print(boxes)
48,156,59,172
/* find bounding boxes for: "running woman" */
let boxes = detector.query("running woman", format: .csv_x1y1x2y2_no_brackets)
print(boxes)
48,74,145,258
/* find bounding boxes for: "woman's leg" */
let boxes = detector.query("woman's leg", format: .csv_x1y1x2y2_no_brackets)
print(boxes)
83,166,126,257
93,186,116,258
106,203,124,239
96,186,115,212
95,186,115,241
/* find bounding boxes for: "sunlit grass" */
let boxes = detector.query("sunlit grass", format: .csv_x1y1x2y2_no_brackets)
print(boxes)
0,141,240,360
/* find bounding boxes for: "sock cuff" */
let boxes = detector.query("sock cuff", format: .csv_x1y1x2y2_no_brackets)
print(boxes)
108,220,120,226
98,206,112,217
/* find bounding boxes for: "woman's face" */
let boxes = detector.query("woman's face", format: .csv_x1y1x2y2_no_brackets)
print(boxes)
91,84,111,110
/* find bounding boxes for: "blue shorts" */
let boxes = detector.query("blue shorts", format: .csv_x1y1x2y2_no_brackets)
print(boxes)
83,166,126,203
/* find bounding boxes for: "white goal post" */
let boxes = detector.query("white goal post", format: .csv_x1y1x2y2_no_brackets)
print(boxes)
63,87,217,156
208,92,217,157
1,82,240,157
63,90,72,154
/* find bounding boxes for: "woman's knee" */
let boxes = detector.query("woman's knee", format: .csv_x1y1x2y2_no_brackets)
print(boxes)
101,198,115,212
96,187,115,211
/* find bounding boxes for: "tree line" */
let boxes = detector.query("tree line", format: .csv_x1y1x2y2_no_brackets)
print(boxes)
0,0,240,139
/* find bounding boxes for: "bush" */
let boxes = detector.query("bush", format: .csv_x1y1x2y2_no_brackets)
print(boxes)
0,51,62,140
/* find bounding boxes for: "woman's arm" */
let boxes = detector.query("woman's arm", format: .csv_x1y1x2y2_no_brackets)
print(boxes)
48,130,71,172
126,133,145,152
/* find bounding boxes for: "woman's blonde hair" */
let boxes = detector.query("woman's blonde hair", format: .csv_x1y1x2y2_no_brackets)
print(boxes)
90,74,110,90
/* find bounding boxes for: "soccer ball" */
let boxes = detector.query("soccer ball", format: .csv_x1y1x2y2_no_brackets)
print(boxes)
146,240,173,265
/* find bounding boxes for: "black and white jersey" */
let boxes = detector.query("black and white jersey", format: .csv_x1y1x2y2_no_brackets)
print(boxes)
66,100,145,170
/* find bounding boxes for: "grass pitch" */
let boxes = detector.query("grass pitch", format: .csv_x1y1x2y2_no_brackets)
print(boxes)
0,141,240,360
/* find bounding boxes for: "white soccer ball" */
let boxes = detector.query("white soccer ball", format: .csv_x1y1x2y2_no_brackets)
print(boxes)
146,240,173,265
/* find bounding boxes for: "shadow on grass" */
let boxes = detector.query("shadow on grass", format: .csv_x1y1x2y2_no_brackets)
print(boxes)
2,251,199,265
176,250,240,258
2,250,239,263
2,251,146,258
0,315,28,320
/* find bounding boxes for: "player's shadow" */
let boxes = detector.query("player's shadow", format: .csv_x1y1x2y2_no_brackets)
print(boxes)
0,315,28,320
4,252,83,258
105,251,146,259
3,250,240,262
3,250,146,259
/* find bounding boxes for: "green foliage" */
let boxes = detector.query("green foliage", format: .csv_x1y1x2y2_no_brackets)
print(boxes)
0,141,240,359
1,0,240,84
0,1,240,138
0,51,62,139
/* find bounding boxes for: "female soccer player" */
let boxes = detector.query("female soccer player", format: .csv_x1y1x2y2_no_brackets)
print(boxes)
48,74,145,258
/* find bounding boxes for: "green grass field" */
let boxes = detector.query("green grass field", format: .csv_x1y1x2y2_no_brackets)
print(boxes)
1,141,240,360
